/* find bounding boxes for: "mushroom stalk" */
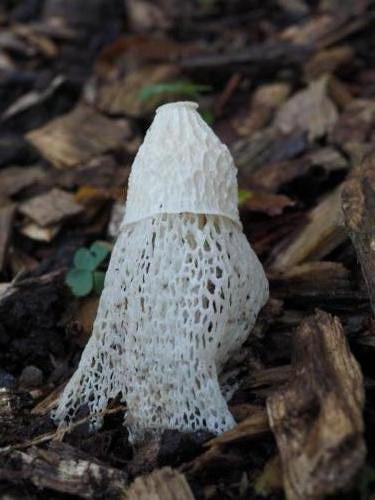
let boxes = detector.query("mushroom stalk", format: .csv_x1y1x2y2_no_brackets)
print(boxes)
53,102,269,443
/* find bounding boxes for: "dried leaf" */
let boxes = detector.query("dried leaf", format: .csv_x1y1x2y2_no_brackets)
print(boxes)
275,76,338,141
94,64,180,118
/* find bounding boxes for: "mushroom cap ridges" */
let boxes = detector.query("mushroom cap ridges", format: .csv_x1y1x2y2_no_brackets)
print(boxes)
122,101,241,227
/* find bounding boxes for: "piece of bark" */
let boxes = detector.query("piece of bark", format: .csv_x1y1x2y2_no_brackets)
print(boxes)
341,153,375,314
233,126,307,178
248,147,347,193
127,467,194,500
0,388,33,448
205,407,270,447
267,310,366,500
0,166,47,197
26,104,132,169
0,442,128,499
242,366,293,391
269,188,346,270
0,204,15,273
19,188,82,227
269,261,368,305
274,76,338,142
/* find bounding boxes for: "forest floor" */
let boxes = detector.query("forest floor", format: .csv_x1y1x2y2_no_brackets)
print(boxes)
1,0,375,499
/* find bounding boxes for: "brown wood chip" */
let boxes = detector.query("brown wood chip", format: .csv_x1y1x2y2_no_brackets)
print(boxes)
205,407,270,447
270,188,346,270
342,152,375,314
0,442,128,499
127,467,195,500
267,310,366,500
26,104,132,169
0,166,47,197
19,188,83,227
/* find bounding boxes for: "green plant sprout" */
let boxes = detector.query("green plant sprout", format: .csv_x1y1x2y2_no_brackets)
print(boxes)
65,241,112,298
138,80,212,102
238,189,253,206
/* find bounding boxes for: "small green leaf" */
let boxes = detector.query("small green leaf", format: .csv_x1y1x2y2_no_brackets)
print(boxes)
238,189,253,206
65,268,93,297
138,80,212,102
73,248,97,271
201,109,214,125
93,271,106,295
90,241,111,268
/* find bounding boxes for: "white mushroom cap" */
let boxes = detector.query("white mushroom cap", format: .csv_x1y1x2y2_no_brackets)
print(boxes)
122,101,241,227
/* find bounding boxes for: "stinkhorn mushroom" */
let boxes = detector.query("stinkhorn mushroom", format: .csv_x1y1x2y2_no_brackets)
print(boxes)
53,101,269,443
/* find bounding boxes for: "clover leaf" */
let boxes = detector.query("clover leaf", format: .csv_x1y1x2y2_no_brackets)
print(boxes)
65,241,111,298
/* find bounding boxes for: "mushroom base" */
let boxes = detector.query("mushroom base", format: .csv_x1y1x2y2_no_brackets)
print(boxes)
53,213,269,443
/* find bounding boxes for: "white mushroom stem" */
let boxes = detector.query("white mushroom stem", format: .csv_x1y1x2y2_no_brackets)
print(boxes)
54,213,268,442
